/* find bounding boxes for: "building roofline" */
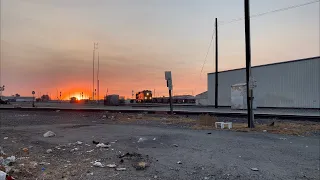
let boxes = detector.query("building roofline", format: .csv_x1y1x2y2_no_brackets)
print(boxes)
208,56,320,75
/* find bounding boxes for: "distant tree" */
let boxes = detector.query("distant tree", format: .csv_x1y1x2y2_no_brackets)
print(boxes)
15,94,20,97
41,95,50,102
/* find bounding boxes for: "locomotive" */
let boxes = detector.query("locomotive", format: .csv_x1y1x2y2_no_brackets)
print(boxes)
135,90,152,103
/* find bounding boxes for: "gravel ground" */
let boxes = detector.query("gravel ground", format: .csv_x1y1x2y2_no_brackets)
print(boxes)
0,110,319,180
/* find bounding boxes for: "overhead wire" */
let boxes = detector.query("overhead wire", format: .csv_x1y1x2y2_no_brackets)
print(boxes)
200,27,215,76
220,0,320,25
200,0,320,76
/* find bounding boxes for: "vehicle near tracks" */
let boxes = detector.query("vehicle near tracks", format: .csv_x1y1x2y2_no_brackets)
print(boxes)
152,95,195,104
0,99,9,104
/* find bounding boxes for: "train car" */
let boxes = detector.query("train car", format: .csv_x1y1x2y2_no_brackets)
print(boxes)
136,90,152,103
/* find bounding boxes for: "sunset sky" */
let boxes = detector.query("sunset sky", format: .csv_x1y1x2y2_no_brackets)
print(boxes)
1,0,319,99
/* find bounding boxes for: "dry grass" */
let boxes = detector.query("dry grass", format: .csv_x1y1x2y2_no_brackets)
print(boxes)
232,122,320,135
115,113,196,125
197,114,217,127
193,121,320,136
106,112,320,136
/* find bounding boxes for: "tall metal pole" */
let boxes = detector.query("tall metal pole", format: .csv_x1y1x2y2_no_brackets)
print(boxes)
92,43,95,101
215,18,219,108
169,89,173,114
97,51,100,103
244,0,254,128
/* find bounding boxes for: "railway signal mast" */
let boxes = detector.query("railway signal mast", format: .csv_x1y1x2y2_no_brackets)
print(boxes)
165,71,173,114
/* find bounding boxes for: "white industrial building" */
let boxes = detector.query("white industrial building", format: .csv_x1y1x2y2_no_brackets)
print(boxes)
199,56,320,109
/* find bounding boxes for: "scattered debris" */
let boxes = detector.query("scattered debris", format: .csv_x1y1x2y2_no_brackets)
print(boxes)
153,138,156,141
115,167,126,171
102,115,107,118
92,140,99,145
43,131,56,138
86,149,94,153
306,146,308,148
173,144,179,147
207,132,212,134
279,138,287,140
0,171,6,180
3,137,8,140
46,149,53,153
6,175,14,180
93,162,104,168
134,161,148,170
70,148,79,152
154,175,158,179
269,122,275,126
118,152,141,159
22,148,29,153
76,141,83,145
6,156,16,164
263,130,267,133
39,162,50,166
30,161,38,168
204,177,210,180
251,168,259,171
55,110,60,112
137,114,143,119
106,164,117,168
96,143,111,148
0,166,5,172
177,161,182,164
138,137,147,143
120,159,124,163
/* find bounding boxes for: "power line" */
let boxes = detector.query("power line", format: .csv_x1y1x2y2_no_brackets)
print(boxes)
200,0,319,76
200,28,215,76
220,0,320,25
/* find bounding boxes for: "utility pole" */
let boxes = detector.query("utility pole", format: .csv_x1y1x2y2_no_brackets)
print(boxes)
215,17,219,108
92,42,98,101
97,51,100,103
244,0,254,128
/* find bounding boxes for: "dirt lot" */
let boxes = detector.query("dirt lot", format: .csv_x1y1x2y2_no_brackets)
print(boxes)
0,110,319,180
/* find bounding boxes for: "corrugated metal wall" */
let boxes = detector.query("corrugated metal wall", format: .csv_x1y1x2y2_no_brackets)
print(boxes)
207,57,320,108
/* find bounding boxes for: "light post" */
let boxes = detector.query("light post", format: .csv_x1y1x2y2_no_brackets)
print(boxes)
32,91,35,107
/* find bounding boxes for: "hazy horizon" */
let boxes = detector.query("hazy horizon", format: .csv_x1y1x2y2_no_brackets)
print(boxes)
1,0,319,99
